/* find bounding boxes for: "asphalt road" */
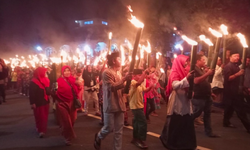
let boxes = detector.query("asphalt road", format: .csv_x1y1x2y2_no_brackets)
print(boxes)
0,91,250,150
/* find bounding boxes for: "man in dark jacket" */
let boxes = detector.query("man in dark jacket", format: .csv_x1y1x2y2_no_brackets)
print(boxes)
223,51,250,133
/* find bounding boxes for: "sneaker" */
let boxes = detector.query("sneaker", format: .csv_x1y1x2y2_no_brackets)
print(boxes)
134,140,148,149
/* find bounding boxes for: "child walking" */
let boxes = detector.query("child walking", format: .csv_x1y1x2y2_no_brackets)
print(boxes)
129,69,154,149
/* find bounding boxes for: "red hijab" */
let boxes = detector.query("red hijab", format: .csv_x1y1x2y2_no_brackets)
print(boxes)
32,67,50,100
166,55,189,97
57,66,78,102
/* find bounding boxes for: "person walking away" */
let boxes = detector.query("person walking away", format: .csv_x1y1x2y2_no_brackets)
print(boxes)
56,66,80,145
129,69,154,149
29,67,50,138
223,51,250,133
211,57,224,108
94,52,132,150
75,69,84,112
160,55,196,150
192,54,220,137
82,65,100,116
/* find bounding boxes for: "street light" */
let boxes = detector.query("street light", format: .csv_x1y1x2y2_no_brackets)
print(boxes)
36,46,43,51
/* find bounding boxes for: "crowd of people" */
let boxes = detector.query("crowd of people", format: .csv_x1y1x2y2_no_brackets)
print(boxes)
0,48,250,150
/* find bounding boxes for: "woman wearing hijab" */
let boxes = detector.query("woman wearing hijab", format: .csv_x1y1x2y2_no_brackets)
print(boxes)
160,55,196,150
56,66,80,146
29,67,50,138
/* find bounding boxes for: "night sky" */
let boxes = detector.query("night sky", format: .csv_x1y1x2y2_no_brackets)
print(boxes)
0,0,128,56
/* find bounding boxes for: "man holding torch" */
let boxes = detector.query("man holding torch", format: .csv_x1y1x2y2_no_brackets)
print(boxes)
192,54,220,138
94,52,132,150
222,51,250,133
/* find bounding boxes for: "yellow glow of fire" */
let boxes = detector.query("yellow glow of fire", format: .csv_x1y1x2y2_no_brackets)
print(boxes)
160,68,164,73
109,32,112,40
145,41,151,53
156,52,162,59
127,5,133,12
220,24,229,35
209,28,222,37
181,35,198,45
120,46,125,66
199,35,213,46
237,33,248,48
128,14,144,28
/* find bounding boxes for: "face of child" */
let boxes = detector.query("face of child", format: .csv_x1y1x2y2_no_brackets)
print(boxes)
133,74,141,81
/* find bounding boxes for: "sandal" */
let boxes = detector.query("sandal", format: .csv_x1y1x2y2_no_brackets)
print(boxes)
94,133,101,150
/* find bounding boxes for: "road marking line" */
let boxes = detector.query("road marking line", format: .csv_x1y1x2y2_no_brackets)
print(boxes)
86,114,211,150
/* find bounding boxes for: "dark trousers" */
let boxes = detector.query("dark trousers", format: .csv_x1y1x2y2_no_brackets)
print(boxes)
132,109,147,141
192,97,213,135
223,98,250,131
0,84,6,102
146,98,155,120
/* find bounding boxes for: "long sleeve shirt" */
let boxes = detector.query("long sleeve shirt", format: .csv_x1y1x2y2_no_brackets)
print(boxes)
223,62,240,103
167,77,193,116
29,81,49,107
211,65,224,89
102,68,126,113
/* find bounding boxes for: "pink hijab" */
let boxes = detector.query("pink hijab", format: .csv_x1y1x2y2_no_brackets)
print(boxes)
166,55,189,97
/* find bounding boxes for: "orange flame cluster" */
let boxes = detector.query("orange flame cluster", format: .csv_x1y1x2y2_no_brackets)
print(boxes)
181,35,198,46
127,5,144,28
237,33,248,48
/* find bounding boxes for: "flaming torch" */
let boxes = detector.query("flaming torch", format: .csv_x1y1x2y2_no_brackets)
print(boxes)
108,32,112,54
237,33,248,91
208,28,222,82
145,41,151,68
181,35,198,99
220,24,229,64
124,5,144,94
199,35,214,66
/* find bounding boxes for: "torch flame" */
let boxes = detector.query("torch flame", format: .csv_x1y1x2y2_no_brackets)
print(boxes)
128,14,144,28
145,41,151,53
156,52,162,59
181,35,198,45
109,32,112,40
160,68,165,73
209,28,222,37
199,35,214,46
127,5,133,12
237,33,248,48
120,46,125,66
220,24,229,35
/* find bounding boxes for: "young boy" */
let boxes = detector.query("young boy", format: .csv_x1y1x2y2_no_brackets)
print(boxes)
129,69,154,149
